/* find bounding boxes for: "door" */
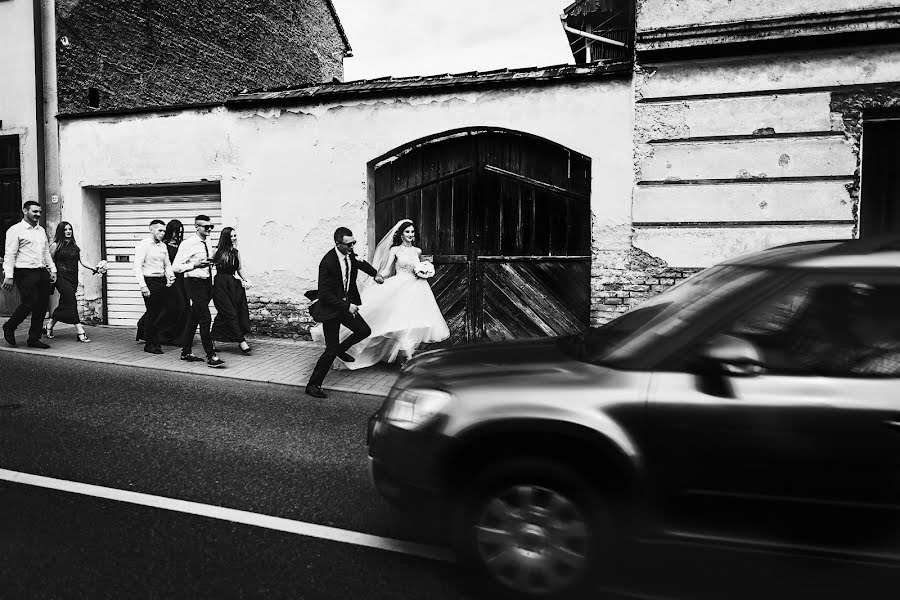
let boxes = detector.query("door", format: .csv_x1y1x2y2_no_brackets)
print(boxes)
0,136,22,315
104,190,221,326
373,130,591,345
648,274,900,557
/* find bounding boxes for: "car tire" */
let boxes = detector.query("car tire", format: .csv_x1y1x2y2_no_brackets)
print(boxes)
451,458,615,600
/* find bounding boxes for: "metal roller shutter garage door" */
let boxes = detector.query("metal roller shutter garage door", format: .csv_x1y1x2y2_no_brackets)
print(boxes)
104,194,222,327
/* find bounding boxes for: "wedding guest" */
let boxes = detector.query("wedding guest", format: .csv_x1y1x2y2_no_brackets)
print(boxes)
211,227,253,354
172,215,225,368
136,219,188,345
133,219,174,354
44,221,100,343
2,201,56,349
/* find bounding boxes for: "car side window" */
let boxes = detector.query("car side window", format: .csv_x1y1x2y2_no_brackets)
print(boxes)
726,279,900,377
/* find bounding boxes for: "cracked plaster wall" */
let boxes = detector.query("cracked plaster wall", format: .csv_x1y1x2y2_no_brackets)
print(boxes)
58,79,634,334
636,0,900,31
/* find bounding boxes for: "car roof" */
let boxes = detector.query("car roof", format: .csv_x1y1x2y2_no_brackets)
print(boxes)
722,236,900,269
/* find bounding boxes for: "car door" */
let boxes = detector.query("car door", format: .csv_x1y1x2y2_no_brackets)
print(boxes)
645,273,900,558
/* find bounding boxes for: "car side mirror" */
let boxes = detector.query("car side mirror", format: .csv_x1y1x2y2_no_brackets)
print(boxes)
700,334,764,377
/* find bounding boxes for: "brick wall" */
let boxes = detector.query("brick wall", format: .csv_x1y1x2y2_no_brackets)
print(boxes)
56,0,347,113
248,297,313,339
591,243,702,325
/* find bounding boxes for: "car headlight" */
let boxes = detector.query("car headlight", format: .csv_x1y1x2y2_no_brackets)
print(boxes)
382,388,454,430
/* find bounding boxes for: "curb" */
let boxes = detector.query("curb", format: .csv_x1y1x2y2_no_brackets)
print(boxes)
0,344,391,398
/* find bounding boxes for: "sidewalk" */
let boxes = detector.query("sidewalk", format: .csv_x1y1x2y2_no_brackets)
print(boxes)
0,323,399,397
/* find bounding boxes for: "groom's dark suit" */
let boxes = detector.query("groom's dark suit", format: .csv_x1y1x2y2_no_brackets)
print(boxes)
307,248,379,389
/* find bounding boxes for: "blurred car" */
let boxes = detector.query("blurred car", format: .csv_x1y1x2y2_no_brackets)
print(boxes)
366,238,900,599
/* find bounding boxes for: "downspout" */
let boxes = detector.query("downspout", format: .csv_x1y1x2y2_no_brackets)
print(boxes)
32,0,47,214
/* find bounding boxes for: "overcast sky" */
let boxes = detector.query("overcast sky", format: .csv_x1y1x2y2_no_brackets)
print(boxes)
329,0,575,81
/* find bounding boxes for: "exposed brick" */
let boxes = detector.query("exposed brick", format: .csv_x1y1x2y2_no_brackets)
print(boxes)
56,0,347,113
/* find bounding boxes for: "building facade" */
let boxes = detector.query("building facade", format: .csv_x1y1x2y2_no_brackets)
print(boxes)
46,0,900,341
0,0,350,317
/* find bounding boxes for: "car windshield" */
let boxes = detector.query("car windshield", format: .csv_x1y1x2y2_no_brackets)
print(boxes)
559,265,772,366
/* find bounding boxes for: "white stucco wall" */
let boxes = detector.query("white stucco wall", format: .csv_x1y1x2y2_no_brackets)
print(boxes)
633,43,900,268
0,0,38,204
58,79,635,315
637,0,900,31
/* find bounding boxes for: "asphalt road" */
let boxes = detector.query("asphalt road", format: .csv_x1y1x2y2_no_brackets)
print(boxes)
1,352,898,599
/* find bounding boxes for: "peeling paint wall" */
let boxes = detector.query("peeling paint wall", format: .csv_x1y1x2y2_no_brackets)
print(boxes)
636,0,900,31
58,79,635,334
629,44,900,273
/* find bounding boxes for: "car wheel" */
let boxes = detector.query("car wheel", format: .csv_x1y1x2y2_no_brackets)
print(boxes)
452,458,614,599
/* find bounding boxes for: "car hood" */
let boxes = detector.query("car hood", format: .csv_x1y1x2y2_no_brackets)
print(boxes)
400,336,587,387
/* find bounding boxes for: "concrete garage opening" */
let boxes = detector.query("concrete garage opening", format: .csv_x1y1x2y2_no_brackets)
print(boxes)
372,128,592,344
102,184,222,326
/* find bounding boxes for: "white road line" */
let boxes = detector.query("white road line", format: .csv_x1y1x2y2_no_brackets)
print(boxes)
0,468,452,562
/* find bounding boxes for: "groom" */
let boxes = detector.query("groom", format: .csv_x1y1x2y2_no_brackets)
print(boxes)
306,227,384,398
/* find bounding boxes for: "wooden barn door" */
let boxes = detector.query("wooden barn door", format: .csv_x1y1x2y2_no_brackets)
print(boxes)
373,130,591,344
475,133,592,341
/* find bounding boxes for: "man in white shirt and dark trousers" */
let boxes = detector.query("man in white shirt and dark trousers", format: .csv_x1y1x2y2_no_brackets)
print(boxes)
2,201,57,348
172,214,224,368
134,219,174,354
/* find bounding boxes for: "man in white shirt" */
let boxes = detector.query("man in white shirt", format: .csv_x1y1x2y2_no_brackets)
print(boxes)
133,219,175,354
2,201,57,348
172,214,224,368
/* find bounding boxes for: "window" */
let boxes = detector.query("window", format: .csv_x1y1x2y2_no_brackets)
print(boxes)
860,119,900,237
727,277,900,377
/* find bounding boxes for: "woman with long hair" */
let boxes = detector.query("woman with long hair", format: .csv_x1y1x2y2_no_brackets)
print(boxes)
44,221,97,342
312,218,449,368
210,226,252,353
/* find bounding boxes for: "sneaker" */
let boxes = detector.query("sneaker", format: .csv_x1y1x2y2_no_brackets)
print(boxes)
26,339,50,349
180,353,204,362
207,357,225,368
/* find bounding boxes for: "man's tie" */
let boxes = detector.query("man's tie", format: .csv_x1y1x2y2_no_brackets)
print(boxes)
204,241,213,281
343,254,350,294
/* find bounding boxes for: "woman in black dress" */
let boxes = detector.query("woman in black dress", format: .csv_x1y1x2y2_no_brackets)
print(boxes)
211,227,252,354
45,221,97,342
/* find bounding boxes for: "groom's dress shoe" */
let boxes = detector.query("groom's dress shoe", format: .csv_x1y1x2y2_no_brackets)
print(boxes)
2,323,16,347
338,352,355,363
306,385,327,399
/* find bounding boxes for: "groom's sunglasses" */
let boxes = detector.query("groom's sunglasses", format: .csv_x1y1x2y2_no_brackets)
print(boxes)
339,241,357,247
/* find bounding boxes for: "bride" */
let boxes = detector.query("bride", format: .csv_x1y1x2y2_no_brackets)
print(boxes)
312,218,450,369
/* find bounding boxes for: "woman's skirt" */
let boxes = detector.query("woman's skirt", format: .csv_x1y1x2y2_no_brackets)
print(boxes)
51,271,80,324
211,274,252,342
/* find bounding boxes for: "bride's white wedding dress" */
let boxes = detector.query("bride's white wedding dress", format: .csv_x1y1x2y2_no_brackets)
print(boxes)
311,245,450,369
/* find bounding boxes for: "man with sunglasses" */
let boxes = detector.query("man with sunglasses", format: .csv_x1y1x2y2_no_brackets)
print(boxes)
306,227,383,398
172,215,224,368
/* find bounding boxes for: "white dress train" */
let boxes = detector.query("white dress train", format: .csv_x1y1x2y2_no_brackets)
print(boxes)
311,245,450,369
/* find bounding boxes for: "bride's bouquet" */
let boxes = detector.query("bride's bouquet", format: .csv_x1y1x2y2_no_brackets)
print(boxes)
414,261,435,279
93,260,108,276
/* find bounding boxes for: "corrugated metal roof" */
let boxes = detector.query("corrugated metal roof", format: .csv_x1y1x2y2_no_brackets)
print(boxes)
227,61,632,106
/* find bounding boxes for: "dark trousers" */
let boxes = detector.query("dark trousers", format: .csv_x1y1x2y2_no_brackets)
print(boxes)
6,268,52,342
182,278,214,358
141,277,168,347
308,311,372,388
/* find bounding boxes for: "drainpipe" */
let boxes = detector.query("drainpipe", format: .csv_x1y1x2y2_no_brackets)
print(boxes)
32,0,47,218
40,0,60,228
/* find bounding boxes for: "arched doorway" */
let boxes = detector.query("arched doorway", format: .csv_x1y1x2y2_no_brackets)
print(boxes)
372,129,591,344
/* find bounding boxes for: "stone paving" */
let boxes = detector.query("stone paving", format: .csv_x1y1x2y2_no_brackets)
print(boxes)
0,323,399,397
